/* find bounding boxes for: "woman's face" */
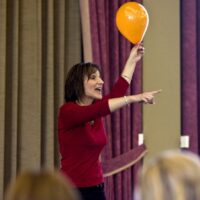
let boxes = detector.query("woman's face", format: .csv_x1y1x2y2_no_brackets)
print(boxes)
82,70,104,104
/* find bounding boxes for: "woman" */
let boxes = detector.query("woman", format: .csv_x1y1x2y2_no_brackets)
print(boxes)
58,44,161,200
5,170,81,200
138,150,200,200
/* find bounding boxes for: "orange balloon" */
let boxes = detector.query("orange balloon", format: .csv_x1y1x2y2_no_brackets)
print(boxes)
116,2,149,44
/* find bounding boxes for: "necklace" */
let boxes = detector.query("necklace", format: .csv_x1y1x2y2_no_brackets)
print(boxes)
90,120,95,126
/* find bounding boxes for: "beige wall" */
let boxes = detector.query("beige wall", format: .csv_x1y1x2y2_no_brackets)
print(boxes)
143,0,180,161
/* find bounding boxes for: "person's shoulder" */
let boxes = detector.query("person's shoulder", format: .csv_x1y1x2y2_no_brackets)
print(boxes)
60,101,77,109
59,102,77,112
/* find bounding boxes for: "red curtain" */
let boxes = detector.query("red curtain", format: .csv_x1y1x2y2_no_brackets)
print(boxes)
88,1,145,199
181,0,200,153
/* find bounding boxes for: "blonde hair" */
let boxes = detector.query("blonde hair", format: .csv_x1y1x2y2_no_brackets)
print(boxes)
139,150,200,200
5,170,81,200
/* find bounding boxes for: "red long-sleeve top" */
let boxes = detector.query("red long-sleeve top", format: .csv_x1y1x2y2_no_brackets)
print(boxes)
58,77,129,187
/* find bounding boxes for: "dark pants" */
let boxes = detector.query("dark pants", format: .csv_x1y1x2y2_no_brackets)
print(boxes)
78,183,106,200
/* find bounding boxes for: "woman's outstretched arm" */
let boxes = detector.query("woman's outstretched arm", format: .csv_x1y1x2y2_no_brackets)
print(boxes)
108,90,162,112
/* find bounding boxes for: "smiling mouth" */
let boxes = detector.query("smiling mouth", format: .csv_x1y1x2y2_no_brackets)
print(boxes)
95,88,102,93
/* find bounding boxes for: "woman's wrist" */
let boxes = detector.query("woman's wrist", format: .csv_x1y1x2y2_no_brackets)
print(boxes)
124,96,129,105
131,94,142,103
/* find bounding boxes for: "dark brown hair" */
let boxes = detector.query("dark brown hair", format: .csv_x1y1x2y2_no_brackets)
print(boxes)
65,62,101,102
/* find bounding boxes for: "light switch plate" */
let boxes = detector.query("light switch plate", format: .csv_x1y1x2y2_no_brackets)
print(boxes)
138,133,144,145
180,135,189,148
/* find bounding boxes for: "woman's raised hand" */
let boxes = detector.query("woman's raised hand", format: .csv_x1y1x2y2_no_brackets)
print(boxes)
126,44,145,66
121,44,145,83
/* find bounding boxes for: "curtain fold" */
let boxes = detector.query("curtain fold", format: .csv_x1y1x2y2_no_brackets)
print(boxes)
0,0,82,198
0,0,7,198
17,0,42,171
79,0,93,61
41,0,55,168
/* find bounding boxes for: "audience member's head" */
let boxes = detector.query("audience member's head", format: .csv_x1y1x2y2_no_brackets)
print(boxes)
138,150,200,200
5,170,81,200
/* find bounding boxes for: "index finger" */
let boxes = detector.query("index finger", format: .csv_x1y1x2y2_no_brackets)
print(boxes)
151,89,162,95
